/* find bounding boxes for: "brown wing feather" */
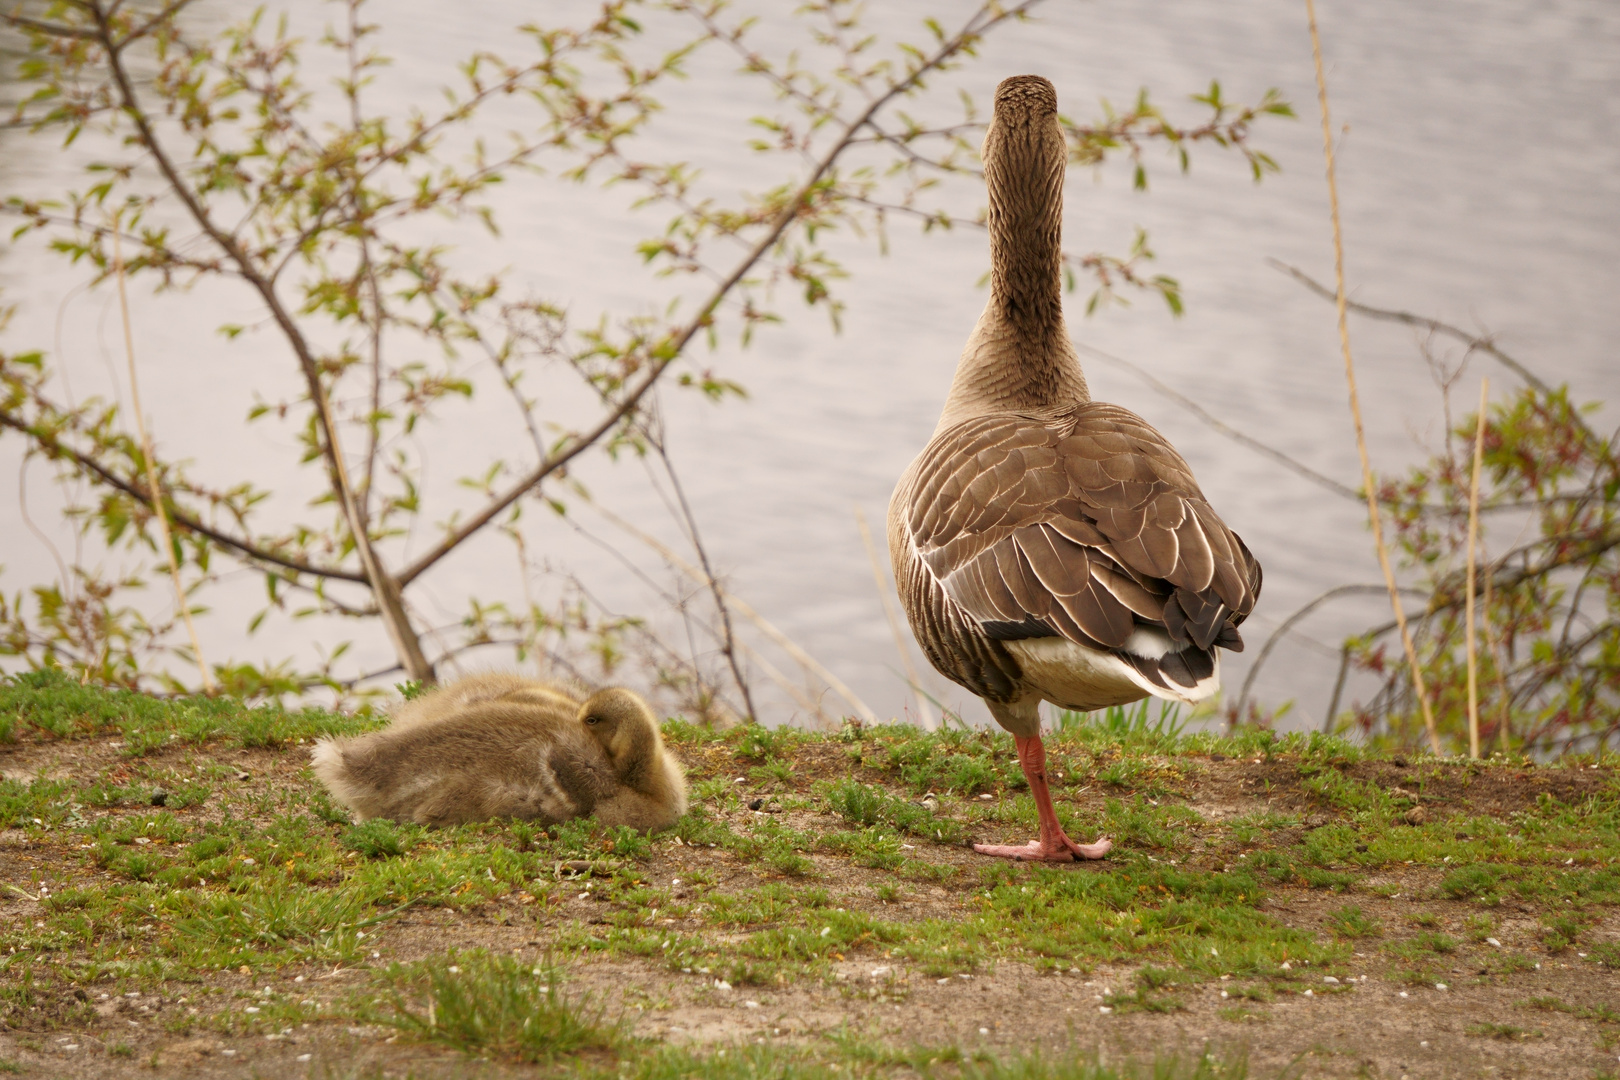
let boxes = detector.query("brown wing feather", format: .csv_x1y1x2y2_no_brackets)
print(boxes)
891,403,1260,701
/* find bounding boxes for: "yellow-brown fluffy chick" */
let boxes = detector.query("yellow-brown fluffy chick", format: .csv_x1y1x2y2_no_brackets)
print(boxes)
310,676,687,830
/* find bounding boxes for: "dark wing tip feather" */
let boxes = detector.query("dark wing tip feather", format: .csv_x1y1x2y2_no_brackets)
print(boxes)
981,618,1061,641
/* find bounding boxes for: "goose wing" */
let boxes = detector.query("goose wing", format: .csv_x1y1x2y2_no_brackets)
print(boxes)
894,402,1261,698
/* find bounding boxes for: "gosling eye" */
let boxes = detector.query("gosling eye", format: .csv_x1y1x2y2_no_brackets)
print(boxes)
584,715,602,726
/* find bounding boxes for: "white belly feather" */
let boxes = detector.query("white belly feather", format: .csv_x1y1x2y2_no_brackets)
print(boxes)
1004,632,1222,712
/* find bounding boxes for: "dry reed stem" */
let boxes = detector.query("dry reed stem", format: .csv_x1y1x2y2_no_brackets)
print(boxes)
1483,555,1510,754
588,501,879,725
112,229,214,693
1465,377,1489,757
1305,0,1440,754
853,505,937,730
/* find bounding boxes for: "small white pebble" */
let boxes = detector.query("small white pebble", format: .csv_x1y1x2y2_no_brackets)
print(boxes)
744,1001,759,1009
980,1027,990,1034
294,975,305,983
1280,962,1292,971
979,794,993,800
1210,948,1218,957
1304,989,1314,997
221,1050,236,1057
870,966,891,979
447,966,460,974
1435,983,1448,991
1486,938,1502,947
1220,990,1229,999
1399,991,1409,998
820,927,831,938
296,1055,311,1062
245,1006,260,1014
62,1044,79,1051
937,978,949,985
1323,976,1339,984
715,980,731,991
1098,1006,1112,1014
1420,1041,1429,1048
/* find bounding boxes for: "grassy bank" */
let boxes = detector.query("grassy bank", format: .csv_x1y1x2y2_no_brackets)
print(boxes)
0,671,1616,1078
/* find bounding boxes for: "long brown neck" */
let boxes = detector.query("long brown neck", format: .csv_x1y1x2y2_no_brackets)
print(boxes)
939,76,1088,427
987,124,1065,344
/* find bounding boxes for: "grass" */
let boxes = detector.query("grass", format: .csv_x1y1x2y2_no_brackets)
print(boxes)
1324,904,1382,939
375,952,620,1062
0,670,1615,1075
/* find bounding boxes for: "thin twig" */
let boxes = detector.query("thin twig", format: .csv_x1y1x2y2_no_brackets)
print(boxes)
587,501,878,725
1237,583,1430,723
1465,377,1488,757
1323,647,1352,734
112,226,214,693
1269,260,1604,451
1073,342,1359,500
1481,551,1511,754
640,412,759,723
853,504,935,730
1305,0,1441,754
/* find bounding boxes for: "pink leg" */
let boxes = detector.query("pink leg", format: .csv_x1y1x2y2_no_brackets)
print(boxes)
973,734,1112,862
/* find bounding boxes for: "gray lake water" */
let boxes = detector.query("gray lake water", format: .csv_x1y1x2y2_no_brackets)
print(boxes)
1,0,1616,731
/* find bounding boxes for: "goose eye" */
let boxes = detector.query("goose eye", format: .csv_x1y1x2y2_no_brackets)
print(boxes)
584,715,601,726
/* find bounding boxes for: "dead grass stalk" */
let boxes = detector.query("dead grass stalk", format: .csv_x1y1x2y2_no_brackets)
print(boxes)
111,224,214,692
1466,377,1489,757
1304,0,1440,754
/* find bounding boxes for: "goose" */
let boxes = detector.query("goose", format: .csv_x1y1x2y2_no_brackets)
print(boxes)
887,76,1261,861
311,677,688,830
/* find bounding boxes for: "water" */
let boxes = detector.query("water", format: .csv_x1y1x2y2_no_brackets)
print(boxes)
1,0,1616,731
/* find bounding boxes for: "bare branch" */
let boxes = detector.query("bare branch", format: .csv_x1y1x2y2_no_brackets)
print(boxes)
1236,583,1429,723
1074,342,1360,500
398,0,1042,587
1270,259,1604,451
0,407,368,583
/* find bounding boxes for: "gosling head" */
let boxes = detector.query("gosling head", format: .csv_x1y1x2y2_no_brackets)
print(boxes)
578,688,661,780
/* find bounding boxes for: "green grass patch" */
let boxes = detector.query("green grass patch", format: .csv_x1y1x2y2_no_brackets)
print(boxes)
374,952,619,1062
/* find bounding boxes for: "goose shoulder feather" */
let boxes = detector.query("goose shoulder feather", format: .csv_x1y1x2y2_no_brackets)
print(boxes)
890,401,1261,708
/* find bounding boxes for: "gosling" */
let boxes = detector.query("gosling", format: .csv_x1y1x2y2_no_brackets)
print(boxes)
310,677,687,830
